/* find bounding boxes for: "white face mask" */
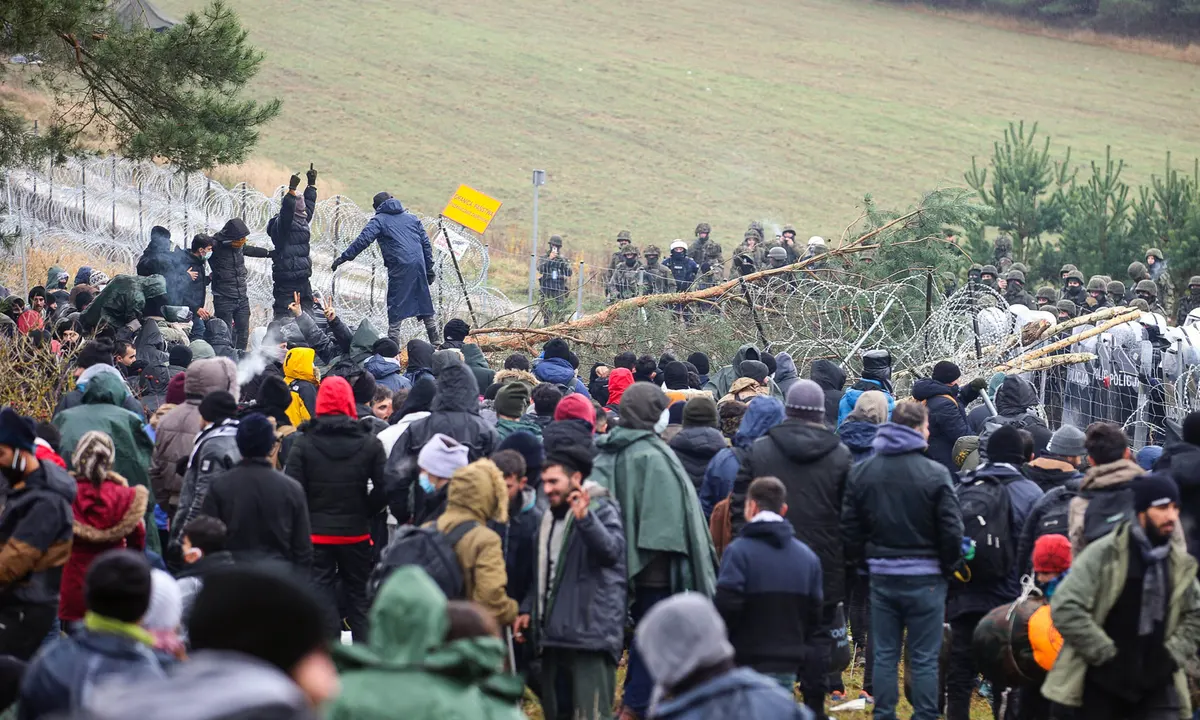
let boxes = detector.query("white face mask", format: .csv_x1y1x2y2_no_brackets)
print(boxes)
653,407,670,435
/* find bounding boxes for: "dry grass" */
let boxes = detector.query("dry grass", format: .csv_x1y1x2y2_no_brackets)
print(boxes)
0,247,128,298
209,157,348,197
0,338,75,422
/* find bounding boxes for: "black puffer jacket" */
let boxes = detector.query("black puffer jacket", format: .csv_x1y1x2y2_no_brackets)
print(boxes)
979,376,1046,461
810,360,846,429
731,419,851,608
1163,441,1200,562
669,426,727,491
384,363,498,523
911,379,971,475
136,227,177,280
267,186,317,290
177,250,209,311
209,219,268,309
204,318,237,360
284,415,387,537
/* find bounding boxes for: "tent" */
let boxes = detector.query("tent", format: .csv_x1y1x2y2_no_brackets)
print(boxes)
110,0,177,32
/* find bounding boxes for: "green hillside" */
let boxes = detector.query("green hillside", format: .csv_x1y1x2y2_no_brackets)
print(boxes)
158,0,1200,258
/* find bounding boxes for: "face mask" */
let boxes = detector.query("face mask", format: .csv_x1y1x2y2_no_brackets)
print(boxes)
1037,575,1064,598
653,408,670,435
184,547,203,563
202,251,213,261
1192,287,1200,296
625,257,637,267
419,472,435,494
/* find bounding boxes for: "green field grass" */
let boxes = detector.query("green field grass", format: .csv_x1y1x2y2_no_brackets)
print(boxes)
155,0,1200,262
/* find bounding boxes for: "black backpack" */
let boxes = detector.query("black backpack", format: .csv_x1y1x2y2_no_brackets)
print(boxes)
1081,486,1135,546
369,521,478,600
1032,486,1076,542
959,474,1014,582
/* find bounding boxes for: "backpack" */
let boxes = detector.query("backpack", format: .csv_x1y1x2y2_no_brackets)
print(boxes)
369,521,478,600
286,381,311,427
1032,486,1075,542
959,474,1014,582
977,414,1044,462
1080,486,1135,546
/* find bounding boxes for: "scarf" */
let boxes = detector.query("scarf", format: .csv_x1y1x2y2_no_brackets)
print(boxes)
1131,523,1172,637
85,611,156,646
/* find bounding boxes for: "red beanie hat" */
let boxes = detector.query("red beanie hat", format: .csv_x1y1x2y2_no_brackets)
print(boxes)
165,372,188,406
553,393,596,430
315,376,357,419
1032,534,1072,575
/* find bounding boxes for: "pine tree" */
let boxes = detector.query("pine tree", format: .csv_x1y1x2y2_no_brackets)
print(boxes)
1058,146,1138,278
1131,153,1200,287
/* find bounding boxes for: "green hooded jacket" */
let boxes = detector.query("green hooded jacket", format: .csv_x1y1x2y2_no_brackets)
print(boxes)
495,416,543,441
591,426,717,597
1044,522,1200,717
328,567,524,720
53,370,159,552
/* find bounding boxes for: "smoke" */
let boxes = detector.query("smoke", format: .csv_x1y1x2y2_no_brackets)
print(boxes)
236,325,281,388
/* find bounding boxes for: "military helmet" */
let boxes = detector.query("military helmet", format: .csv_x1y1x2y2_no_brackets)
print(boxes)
1131,298,1150,312
1055,299,1077,318
1106,280,1125,299
1135,279,1158,297
1098,275,1112,284
1128,261,1148,280
1066,269,1085,284
1147,247,1165,261
1035,286,1058,302
980,264,998,277
549,235,563,248
767,246,788,261
781,224,796,237
622,245,640,256
969,263,983,273
1006,270,1025,284
743,229,759,241
694,222,711,236
704,242,723,258
616,230,632,242
1189,276,1200,288
1012,262,1029,276
644,245,661,257
1087,277,1107,292
1060,263,1078,276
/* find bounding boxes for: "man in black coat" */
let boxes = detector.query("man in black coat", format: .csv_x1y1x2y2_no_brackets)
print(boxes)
284,377,385,642
1161,410,1200,562
179,234,213,339
201,413,312,570
209,218,269,351
910,361,981,475
810,359,846,430
267,169,319,318
731,379,851,717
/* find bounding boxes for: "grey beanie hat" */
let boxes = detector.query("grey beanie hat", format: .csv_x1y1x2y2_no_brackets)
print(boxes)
1046,425,1087,457
785,379,826,423
634,592,735,704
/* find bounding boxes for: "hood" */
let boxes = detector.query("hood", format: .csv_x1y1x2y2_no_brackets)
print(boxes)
729,343,760,373
349,319,379,357
406,339,435,373
189,339,215,360
185,357,237,399
1081,458,1144,490
764,420,841,462
446,459,508,523
740,516,795,548
397,375,437,417
73,266,93,287
533,357,576,385
213,218,250,245
315,376,356,418
619,382,669,430
145,227,171,254
837,420,878,451
432,362,480,413
494,368,538,388
82,371,129,406
872,422,927,455
204,318,233,347
961,461,1027,485
774,352,799,383
47,265,67,287
432,349,463,376
733,396,785,448
911,378,957,402
542,418,595,451
364,354,402,380
995,375,1038,416
77,363,128,394
283,347,318,385
595,425,659,452
810,359,846,392
607,368,635,406
669,425,727,456
377,197,407,215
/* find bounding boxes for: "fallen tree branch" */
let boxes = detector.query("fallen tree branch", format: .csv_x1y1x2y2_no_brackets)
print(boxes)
996,310,1141,372
994,352,1098,375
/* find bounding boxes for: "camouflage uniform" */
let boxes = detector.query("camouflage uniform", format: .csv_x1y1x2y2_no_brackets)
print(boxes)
696,242,726,290
537,236,572,324
993,234,1013,267
1083,276,1111,311
1105,281,1126,307
689,223,714,264
1063,269,1087,309
1177,276,1200,326
607,246,643,302
606,231,633,299
1146,247,1176,319
732,231,765,276
1003,270,1037,309
641,246,673,295
980,264,999,289
1034,286,1059,309
1134,278,1168,316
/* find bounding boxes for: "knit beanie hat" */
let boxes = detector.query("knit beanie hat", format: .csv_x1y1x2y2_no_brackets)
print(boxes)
1133,473,1180,514
199,391,238,424
352,370,377,406
682,395,719,428
785,379,825,423
0,408,36,452
236,413,277,458
257,375,292,414
635,593,735,698
987,424,1027,465
141,568,183,632
1029,424,1053,458
444,318,471,343
494,383,530,418
553,393,596,429
932,360,961,385
739,360,769,385
543,338,570,361
544,443,593,479
168,344,193,368
71,430,115,484
497,431,545,482
165,372,187,406
418,433,469,478
189,565,327,674
1032,534,1072,574
372,338,400,358
1046,425,1086,457
619,382,669,431
686,352,710,376
189,339,216,360
663,361,690,390
85,549,152,623
76,340,115,369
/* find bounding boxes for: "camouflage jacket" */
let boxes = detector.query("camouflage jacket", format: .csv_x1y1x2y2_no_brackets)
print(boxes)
642,261,673,295
697,256,726,289
608,261,644,301
1150,263,1177,318
1177,292,1200,326
538,255,572,294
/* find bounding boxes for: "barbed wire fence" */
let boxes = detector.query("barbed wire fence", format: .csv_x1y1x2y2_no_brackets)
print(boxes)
0,156,516,336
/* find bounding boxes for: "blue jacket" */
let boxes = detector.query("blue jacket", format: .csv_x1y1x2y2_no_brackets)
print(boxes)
19,629,164,720
837,378,894,426
836,420,878,463
650,667,812,720
698,397,784,517
339,198,435,323
715,519,823,672
911,379,972,476
365,354,411,393
664,253,699,292
532,357,590,397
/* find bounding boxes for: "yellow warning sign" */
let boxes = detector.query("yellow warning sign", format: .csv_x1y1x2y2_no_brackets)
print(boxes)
441,185,502,234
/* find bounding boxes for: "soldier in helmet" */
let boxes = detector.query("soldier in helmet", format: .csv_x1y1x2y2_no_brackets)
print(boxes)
1130,298,1151,313
607,244,643,302
1003,270,1036,309
1035,286,1059,309
1176,276,1200,326
606,230,634,300
1134,279,1167,315
732,230,765,276
1063,269,1087,308
1054,299,1077,322
696,241,726,290
1085,277,1111,310
980,264,999,288
993,234,1013,266
537,235,572,324
967,264,983,285
766,245,790,270
664,240,699,293
1011,261,1030,277
1106,280,1126,307
779,225,800,262
941,272,958,298
641,245,673,295
1145,247,1176,317
1060,263,1079,284
689,223,715,264
801,236,828,270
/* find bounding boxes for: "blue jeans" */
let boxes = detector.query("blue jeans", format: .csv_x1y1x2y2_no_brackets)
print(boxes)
869,574,947,720
622,587,672,715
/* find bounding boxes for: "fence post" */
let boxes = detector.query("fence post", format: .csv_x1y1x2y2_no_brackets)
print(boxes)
204,177,211,229
183,172,190,243
137,175,144,240
6,171,27,297
80,163,88,232
111,157,117,239
575,261,585,321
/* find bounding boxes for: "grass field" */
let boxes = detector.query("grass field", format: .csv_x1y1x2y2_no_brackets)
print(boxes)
150,0,1200,261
